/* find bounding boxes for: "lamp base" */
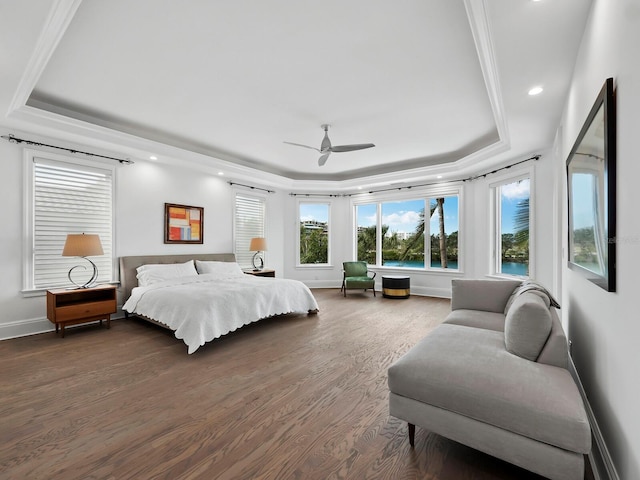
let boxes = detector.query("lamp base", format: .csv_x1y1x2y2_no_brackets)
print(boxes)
68,257,99,289
252,252,264,271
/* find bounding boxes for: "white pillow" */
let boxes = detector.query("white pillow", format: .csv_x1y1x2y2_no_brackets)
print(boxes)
195,260,244,277
136,260,198,286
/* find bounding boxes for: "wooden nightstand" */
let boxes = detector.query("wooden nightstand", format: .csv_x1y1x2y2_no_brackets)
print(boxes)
46,285,117,337
243,269,276,278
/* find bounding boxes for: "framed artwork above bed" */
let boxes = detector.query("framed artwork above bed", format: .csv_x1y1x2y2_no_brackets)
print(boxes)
164,203,204,244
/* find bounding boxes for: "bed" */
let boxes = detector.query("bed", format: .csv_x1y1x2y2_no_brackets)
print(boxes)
120,254,319,353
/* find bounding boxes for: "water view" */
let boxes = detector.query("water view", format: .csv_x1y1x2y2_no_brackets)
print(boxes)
383,259,528,277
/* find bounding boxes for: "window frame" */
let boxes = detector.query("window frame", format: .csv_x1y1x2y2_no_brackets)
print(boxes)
351,185,463,272
296,200,332,267
489,169,535,279
23,149,116,294
233,191,267,269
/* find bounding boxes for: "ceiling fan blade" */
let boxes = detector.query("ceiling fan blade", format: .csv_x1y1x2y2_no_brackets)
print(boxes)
283,141,321,152
318,153,330,166
320,130,331,152
330,143,375,153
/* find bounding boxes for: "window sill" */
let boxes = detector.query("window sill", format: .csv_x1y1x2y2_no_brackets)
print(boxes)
295,264,334,270
21,281,120,298
370,266,464,275
486,273,528,281
21,289,47,298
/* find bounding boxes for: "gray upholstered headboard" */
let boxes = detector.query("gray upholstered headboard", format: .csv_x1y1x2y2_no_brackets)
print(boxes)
119,253,236,301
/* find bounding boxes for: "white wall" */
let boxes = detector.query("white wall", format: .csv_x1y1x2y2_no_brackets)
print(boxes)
557,0,640,478
116,160,233,257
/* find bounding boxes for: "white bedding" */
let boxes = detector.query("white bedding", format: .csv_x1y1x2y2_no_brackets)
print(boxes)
123,273,319,353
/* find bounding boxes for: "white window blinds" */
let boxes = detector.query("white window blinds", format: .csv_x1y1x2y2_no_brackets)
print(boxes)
234,194,265,268
32,158,113,289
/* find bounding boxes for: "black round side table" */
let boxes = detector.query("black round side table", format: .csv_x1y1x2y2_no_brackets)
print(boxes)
382,275,410,299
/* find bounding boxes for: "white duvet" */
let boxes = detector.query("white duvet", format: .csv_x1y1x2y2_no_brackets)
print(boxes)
123,273,319,353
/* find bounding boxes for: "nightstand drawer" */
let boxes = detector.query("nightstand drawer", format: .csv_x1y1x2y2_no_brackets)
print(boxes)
55,300,117,321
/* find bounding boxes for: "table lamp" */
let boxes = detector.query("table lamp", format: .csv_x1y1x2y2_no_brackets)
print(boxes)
249,237,267,271
62,233,104,288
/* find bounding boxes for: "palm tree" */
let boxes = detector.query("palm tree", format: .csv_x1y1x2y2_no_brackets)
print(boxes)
436,198,447,268
399,198,448,267
513,197,529,245
399,208,427,260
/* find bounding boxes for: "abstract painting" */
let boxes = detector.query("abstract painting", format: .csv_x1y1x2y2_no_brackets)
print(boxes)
164,203,204,244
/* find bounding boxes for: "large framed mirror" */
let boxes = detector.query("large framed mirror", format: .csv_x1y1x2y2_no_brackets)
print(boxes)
566,78,616,292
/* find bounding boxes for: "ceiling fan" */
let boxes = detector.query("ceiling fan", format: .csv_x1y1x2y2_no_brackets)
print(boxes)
284,124,375,166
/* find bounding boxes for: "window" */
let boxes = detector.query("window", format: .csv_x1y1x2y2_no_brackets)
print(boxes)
234,193,266,269
298,203,329,265
353,191,460,270
493,177,530,277
25,153,114,291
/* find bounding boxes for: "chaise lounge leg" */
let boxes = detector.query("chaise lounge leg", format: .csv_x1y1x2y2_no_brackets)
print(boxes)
408,423,415,447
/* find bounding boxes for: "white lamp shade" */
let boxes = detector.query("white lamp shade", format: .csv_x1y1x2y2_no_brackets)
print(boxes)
62,234,104,257
249,237,267,252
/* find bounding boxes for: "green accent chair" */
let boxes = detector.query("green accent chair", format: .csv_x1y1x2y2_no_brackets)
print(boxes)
341,261,376,297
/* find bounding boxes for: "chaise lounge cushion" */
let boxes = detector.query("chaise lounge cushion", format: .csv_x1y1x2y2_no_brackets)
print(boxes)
504,292,552,361
444,309,505,332
387,323,591,454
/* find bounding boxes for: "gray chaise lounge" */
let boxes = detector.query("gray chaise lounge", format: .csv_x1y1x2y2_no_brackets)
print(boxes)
388,279,591,480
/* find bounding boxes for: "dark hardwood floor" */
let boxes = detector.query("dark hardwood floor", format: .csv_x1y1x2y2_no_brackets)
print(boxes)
0,289,593,480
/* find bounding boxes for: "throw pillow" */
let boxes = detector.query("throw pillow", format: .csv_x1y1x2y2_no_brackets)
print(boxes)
195,260,244,277
504,292,552,361
136,260,198,286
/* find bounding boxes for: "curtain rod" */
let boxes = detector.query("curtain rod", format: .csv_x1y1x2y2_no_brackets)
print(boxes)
290,153,541,197
228,181,275,193
460,154,540,182
2,134,134,165
289,193,345,197
360,154,541,195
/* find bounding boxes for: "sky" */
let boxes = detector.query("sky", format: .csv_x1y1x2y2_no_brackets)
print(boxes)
299,203,329,223
357,197,459,235
571,173,597,230
500,178,530,234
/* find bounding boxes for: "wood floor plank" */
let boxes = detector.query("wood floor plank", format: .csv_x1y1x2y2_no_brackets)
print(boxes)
0,289,592,480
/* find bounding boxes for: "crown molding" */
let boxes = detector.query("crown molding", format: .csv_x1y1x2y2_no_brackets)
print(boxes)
6,0,82,116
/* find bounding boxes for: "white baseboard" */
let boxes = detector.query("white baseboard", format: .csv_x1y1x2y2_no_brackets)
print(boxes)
301,280,342,289
568,356,620,480
0,307,128,341
409,286,451,298
0,316,54,340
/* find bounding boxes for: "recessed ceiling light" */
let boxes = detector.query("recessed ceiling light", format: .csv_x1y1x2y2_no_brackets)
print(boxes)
357,186,363,190
528,86,544,96
437,175,443,179
218,171,224,176
149,155,157,160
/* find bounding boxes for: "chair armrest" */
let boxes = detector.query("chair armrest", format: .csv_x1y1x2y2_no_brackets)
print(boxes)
368,270,377,279
451,279,522,313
